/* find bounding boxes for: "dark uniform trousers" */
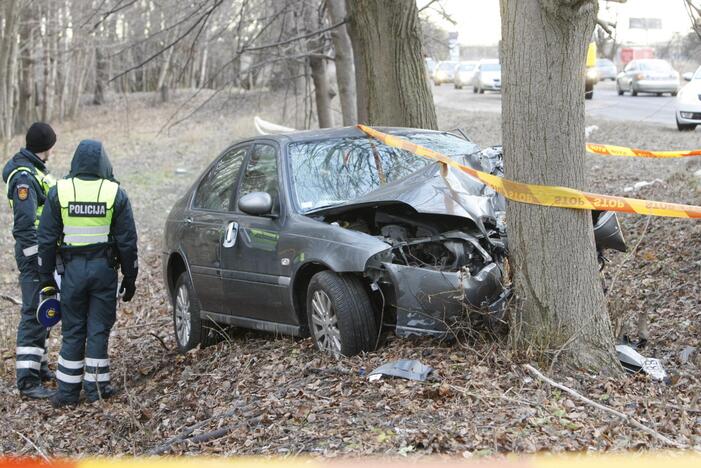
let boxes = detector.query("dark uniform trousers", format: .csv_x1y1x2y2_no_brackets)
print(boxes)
55,254,117,401
15,244,50,388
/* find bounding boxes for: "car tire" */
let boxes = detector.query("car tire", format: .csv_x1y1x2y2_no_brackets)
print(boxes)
173,272,202,353
454,84,461,90
676,116,697,131
617,84,624,96
473,86,478,94
434,81,441,86
478,86,484,94
585,90,593,100
631,88,638,97
306,271,378,357
671,91,678,97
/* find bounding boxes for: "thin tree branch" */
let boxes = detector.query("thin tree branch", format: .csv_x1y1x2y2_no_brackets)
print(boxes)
524,364,687,449
240,19,347,53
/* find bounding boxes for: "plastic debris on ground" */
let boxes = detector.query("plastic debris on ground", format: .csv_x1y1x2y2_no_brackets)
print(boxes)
616,344,668,382
622,179,663,193
368,359,433,382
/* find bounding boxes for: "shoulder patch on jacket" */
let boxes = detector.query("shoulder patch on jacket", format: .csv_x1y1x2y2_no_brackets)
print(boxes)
17,184,29,201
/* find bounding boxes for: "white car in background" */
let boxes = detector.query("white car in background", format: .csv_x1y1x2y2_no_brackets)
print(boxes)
453,61,478,89
432,61,459,85
676,66,701,131
472,60,501,94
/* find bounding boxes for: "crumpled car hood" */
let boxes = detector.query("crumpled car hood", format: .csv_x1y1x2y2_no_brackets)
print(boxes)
308,152,505,237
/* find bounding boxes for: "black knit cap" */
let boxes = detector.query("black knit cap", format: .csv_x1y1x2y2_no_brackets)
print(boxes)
26,122,57,154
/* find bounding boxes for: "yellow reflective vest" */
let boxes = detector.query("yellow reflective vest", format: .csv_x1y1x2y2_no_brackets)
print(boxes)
7,166,57,227
56,178,119,247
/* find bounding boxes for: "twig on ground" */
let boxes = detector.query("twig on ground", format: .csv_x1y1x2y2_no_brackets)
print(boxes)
13,430,49,461
147,403,244,455
1,295,21,306
524,364,686,449
149,332,169,351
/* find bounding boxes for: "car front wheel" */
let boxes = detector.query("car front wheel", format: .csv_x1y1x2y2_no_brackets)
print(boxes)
173,272,202,353
306,271,378,357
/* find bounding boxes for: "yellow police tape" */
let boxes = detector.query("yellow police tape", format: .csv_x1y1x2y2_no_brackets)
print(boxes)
357,125,701,219
586,143,701,159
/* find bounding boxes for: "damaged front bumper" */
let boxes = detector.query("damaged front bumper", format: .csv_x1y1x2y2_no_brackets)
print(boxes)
381,261,509,337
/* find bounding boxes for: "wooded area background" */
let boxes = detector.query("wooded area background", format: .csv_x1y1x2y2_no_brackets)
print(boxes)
0,0,455,150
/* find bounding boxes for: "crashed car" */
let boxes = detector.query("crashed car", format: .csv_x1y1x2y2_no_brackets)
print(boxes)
163,127,626,356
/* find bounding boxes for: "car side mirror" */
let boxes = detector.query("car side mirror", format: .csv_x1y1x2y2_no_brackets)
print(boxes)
683,72,693,82
239,192,272,216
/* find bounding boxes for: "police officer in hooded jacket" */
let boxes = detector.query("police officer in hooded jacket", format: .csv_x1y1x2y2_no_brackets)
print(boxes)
38,140,138,407
2,122,58,399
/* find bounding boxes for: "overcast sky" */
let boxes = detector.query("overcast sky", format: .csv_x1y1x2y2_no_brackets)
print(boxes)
418,0,694,46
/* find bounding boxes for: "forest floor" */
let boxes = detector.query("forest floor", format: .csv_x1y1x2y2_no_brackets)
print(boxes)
0,89,699,457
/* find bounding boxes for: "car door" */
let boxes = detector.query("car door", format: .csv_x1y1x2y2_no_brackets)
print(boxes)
180,144,248,314
219,142,293,325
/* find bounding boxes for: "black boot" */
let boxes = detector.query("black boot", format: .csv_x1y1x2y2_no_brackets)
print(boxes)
19,384,55,399
40,368,55,383
87,384,118,403
50,393,79,408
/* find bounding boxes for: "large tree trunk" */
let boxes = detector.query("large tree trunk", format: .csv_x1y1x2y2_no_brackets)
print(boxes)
346,0,437,129
327,0,357,126
500,0,619,372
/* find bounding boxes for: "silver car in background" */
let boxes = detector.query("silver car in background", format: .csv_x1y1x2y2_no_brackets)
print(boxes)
454,61,478,89
596,58,617,81
472,60,501,94
616,59,680,96
433,61,459,86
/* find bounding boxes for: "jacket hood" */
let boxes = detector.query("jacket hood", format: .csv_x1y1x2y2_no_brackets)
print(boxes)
2,148,46,183
69,140,115,180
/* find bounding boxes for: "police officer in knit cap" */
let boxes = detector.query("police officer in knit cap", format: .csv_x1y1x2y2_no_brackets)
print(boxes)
2,122,58,399
38,140,137,407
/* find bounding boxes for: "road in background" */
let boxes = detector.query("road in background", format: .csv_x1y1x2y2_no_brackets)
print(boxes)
433,81,678,127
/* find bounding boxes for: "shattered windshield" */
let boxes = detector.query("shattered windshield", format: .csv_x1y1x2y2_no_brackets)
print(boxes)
288,132,479,212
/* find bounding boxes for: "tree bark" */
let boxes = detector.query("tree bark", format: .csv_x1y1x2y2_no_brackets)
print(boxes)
0,0,21,142
346,0,437,129
500,0,619,372
309,55,334,128
17,2,37,132
327,0,357,126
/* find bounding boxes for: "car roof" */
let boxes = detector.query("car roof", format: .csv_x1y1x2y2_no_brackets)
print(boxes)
251,126,448,145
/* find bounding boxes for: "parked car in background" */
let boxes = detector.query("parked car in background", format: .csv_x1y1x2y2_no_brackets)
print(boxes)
675,66,701,131
472,60,501,94
453,61,478,89
616,59,680,96
163,127,627,357
432,61,459,85
584,42,598,100
596,58,617,81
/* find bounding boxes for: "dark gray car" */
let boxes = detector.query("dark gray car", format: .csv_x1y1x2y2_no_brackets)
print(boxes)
163,127,626,357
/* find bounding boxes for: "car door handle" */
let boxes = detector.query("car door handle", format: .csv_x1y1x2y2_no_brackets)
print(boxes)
223,221,239,248
185,217,193,225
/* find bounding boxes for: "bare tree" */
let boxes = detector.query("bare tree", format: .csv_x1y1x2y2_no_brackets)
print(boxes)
500,0,619,372
326,0,356,126
346,0,437,129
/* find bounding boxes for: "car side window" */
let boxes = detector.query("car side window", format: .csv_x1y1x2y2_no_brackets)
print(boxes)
193,146,247,211
238,144,279,211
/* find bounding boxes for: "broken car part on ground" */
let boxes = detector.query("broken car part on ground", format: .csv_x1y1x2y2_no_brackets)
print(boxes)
163,127,627,357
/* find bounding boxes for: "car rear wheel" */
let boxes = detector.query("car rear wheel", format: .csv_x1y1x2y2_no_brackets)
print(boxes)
617,86,624,96
306,271,378,357
173,272,202,353
472,86,478,94
676,116,697,131
478,86,485,94
671,91,678,97
631,88,638,97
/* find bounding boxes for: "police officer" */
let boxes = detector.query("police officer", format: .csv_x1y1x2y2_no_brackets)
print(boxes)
2,122,58,399
38,139,138,407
